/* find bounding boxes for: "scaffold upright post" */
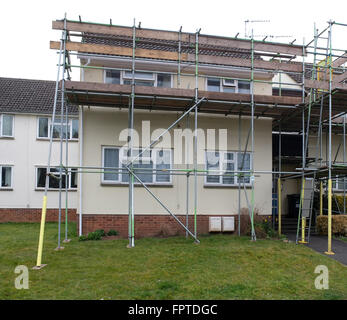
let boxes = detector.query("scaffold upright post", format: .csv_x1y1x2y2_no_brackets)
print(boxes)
325,21,335,255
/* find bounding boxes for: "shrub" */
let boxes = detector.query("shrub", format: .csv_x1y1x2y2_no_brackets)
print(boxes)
78,235,87,241
107,229,118,236
95,229,106,237
87,231,102,241
316,215,347,236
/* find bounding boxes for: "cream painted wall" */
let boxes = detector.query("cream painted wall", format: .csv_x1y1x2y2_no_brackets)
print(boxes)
0,113,79,209
80,107,273,216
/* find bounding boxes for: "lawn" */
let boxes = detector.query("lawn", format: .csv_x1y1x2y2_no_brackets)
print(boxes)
0,222,346,300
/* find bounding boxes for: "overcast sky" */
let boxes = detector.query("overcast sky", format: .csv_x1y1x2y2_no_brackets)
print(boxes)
1,0,346,81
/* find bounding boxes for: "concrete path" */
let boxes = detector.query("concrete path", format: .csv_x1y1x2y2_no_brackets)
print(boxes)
287,234,347,266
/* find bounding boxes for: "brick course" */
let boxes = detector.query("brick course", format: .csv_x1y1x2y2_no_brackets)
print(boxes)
0,208,77,223
0,209,270,239
78,213,271,238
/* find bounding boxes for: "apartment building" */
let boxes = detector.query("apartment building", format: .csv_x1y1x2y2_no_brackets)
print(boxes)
0,77,79,222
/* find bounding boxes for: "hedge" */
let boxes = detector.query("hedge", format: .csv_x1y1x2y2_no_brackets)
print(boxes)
316,215,347,236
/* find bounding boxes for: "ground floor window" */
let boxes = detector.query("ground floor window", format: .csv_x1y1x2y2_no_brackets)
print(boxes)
102,147,172,185
205,151,252,186
0,165,13,189
36,167,77,190
333,176,347,191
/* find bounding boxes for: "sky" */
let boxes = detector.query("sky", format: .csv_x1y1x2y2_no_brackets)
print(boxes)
1,0,347,81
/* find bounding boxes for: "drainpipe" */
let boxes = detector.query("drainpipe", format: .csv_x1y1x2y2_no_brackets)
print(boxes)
79,59,90,236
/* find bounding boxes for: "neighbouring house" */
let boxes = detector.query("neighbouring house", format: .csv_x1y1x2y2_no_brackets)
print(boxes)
0,77,79,222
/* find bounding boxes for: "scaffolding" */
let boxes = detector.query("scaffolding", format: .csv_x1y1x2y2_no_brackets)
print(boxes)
34,16,347,268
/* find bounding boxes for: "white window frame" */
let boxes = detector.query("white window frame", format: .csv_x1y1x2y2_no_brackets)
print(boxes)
0,165,13,189
101,146,173,185
204,151,252,187
103,69,172,88
37,117,79,141
0,114,14,138
206,78,251,94
35,166,78,191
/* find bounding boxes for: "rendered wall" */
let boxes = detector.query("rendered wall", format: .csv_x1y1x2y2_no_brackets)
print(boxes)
0,113,79,210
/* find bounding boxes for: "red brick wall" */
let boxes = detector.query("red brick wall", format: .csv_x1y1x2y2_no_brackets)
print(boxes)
78,214,271,238
0,208,77,223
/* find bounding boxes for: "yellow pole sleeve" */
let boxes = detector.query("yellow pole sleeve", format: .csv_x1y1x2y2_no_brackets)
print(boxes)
278,178,281,235
36,196,47,267
326,179,334,254
301,217,305,242
320,181,323,216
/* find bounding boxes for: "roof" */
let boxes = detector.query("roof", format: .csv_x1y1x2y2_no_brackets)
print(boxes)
0,77,78,115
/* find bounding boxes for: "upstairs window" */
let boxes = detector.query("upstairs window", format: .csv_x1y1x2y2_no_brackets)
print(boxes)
157,73,172,88
0,165,12,189
104,70,172,88
105,70,121,84
206,78,251,94
0,114,14,137
123,71,155,87
37,117,79,140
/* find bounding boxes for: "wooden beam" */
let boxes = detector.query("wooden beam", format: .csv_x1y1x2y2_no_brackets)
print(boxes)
50,41,186,61
64,80,302,106
334,71,347,83
332,52,347,68
50,40,302,73
305,79,347,90
52,20,305,56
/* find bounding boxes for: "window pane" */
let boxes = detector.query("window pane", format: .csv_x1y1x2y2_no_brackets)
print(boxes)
38,118,48,137
104,148,119,181
70,169,78,188
105,70,120,84
72,119,79,139
2,115,13,136
124,71,154,80
206,152,220,183
237,152,250,183
222,162,234,184
1,167,12,187
156,150,171,182
238,81,251,94
51,124,70,139
207,78,220,92
157,74,171,88
37,168,46,188
49,168,66,189
122,149,153,183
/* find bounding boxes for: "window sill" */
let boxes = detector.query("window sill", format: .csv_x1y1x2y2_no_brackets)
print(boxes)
204,184,252,189
0,136,14,140
35,188,78,192
36,138,79,142
101,182,173,188
0,187,13,191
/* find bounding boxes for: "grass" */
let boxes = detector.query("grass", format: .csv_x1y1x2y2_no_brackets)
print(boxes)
0,222,346,300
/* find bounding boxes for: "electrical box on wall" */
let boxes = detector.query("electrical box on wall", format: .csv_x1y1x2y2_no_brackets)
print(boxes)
209,217,222,232
222,217,235,232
